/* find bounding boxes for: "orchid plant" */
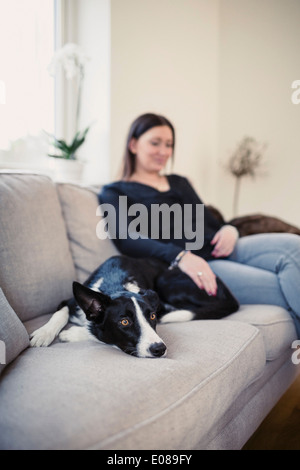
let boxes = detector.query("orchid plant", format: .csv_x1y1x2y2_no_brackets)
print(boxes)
47,43,90,160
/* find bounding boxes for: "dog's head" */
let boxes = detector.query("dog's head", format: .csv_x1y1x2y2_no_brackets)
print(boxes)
72,282,167,358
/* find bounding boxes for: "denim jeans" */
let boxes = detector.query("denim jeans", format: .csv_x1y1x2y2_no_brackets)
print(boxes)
208,233,300,338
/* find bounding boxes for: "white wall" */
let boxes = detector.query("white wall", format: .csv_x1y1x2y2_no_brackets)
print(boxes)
217,0,300,224
110,0,220,203
74,0,111,185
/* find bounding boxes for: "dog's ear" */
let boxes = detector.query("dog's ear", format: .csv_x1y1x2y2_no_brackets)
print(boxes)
141,289,160,311
73,282,111,324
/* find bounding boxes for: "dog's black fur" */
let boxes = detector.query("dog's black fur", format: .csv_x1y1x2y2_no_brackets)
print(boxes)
76,255,239,320
30,255,239,358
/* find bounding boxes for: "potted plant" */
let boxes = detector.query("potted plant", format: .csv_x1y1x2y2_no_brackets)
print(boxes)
46,43,91,182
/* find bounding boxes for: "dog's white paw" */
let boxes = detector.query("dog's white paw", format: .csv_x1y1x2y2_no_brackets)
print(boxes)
159,310,194,324
58,329,72,343
59,326,93,343
30,326,56,347
30,306,70,347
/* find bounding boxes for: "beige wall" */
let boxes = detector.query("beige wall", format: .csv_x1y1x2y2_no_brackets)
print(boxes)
110,0,220,203
110,0,300,226
217,0,300,224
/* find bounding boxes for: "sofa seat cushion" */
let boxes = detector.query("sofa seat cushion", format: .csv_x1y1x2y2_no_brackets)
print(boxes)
225,304,297,361
0,320,265,450
0,173,76,321
57,183,119,283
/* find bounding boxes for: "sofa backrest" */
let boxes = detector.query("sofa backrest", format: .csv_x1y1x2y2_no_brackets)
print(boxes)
0,173,76,321
56,183,119,283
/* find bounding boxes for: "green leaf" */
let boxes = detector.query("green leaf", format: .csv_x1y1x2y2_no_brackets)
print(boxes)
69,136,85,153
57,139,71,150
47,125,91,159
69,126,90,153
53,140,70,152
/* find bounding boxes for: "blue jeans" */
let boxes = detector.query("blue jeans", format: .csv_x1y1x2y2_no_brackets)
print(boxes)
208,233,300,338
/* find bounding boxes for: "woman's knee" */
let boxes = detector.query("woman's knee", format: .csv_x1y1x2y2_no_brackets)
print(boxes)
274,233,300,256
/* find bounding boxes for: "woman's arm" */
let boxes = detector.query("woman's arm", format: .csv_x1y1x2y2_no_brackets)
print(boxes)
179,176,239,258
178,250,218,296
99,185,182,264
210,225,239,258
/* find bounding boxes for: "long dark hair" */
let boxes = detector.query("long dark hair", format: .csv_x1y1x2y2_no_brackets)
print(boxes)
121,113,176,180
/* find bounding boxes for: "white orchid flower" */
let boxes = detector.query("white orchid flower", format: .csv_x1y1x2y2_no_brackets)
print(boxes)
48,43,90,80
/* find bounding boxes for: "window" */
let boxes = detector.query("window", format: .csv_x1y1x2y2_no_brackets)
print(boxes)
0,0,55,150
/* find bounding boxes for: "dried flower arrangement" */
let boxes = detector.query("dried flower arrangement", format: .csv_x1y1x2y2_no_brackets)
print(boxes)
226,137,267,216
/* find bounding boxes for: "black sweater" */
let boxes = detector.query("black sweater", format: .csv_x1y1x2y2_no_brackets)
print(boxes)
99,174,223,264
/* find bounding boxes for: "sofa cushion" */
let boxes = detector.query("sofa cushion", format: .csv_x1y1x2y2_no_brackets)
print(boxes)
0,173,76,321
225,304,297,361
57,183,119,283
0,320,265,450
0,288,29,376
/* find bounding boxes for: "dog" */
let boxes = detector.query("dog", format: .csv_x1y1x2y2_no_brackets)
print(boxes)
30,255,239,358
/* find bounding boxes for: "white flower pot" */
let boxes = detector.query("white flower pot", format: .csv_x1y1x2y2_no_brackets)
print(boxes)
47,158,85,184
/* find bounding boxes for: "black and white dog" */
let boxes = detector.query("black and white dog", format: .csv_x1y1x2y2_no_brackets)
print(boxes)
30,255,239,358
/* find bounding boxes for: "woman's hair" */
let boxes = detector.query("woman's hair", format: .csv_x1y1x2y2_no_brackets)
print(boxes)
121,113,175,180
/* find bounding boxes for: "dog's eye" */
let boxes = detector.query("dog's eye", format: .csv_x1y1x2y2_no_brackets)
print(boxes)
120,318,130,326
150,313,156,321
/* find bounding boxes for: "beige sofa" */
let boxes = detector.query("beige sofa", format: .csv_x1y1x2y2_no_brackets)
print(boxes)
0,171,298,450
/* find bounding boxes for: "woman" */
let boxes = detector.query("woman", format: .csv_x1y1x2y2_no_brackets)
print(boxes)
100,113,300,337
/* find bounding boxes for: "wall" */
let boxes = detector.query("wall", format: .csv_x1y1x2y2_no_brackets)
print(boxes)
109,0,300,227
110,0,220,203
217,0,300,224
74,0,300,226
75,0,111,184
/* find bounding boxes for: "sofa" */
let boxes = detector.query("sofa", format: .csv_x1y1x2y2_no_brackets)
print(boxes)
0,171,298,451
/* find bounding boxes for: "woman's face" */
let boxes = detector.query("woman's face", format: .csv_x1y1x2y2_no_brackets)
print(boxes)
129,125,174,174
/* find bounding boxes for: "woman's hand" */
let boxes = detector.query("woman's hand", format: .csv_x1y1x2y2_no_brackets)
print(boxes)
211,225,239,258
178,251,217,296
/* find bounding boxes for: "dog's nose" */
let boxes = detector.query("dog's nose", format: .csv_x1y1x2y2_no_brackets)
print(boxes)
149,342,167,357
